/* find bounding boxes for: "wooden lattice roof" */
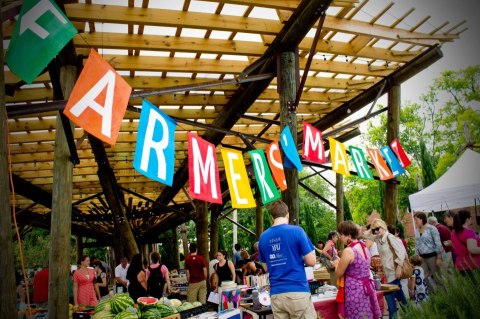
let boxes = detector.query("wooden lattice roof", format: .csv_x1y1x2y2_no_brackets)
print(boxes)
2,0,464,244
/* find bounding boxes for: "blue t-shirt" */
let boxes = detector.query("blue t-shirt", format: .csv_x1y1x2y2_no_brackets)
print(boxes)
259,224,314,295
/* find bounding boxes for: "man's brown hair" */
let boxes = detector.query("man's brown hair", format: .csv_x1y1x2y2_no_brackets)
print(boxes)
269,200,289,219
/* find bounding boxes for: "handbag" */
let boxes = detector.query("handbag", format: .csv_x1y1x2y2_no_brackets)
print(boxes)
324,258,336,272
387,235,413,279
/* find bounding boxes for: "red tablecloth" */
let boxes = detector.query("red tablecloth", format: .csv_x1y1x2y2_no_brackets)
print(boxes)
313,291,384,319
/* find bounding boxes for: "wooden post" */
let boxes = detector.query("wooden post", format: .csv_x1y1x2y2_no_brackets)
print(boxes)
255,195,264,239
195,200,210,266
172,226,180,270
279,51,300,225
0,9,17,316
49,65,76,319
76,236,83,262
209,206,219,261
336,173,344,227
385,82,400,226
180,223,189,261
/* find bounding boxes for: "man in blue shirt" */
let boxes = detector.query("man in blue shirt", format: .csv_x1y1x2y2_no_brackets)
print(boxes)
259,200,316,319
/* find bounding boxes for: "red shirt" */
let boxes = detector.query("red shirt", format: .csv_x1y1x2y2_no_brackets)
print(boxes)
33,268,49,303
436,223,452,252
184,254,207,283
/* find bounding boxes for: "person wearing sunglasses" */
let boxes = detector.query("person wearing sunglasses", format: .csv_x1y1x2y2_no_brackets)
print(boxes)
370,219,407,319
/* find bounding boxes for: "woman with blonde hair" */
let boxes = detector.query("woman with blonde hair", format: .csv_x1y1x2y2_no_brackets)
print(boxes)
369,218,407,319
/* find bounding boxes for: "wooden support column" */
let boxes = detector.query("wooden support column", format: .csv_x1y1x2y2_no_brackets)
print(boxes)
336,173,344,227
88,136,139,261
209,206,220,262
172,226,180,270
0,13,17,317
49,65,76,319
385,82,400,225
279,51,300,225
76,236,83,262
195,200,209,265
180,223,189,261
255,195,264,239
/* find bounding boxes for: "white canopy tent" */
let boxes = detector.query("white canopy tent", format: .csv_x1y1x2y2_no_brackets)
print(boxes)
409,149,480,212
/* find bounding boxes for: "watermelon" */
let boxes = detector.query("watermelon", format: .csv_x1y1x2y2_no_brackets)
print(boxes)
156,303,174,317
114,311,138,319
95,299,112,314
111,293,135,314
142,308,162,319
192,301,202,307
137,296,158,312
92,310,115,319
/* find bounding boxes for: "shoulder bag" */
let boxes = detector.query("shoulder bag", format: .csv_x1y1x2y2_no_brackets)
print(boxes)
387,234,413,279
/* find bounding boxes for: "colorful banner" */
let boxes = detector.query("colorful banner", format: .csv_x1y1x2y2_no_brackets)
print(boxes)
390,138,412,168
280,126,303,171
329,137,350,176
6,0,77,83
64,49,131,145
221,148,255,208
349,145,373,180
266,141,287,191
249,150,280,204
381,146,405,177
188,133,222,204
133,99,177,186
302,122,326,163
367,148,394,180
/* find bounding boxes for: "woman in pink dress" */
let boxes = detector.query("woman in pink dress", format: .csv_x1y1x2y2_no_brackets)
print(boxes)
451,210,480,277
73,255,99,306
336,221,381,319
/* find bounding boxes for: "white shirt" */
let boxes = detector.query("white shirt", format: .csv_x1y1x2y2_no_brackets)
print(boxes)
209,259,219,277
115,263,130,286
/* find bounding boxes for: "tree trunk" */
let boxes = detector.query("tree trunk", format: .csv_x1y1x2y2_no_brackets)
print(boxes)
336,173,344,227
0,10,17,317
279,51,299,225
210,206,220,261
195,200,210,266
49,65,76,319
385,82,400,225
172,226,180,270
180,223,189,262
255,195,263,240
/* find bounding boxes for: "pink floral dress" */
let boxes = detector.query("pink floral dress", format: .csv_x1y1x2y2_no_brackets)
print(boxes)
344,242,381,319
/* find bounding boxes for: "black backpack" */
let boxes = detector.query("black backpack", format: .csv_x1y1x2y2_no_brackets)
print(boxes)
147,265,166,298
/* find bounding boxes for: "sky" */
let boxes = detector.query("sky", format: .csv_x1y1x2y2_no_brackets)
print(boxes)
343,0,480,141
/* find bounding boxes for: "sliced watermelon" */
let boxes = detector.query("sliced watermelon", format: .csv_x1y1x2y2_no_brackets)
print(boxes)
137,296,158,312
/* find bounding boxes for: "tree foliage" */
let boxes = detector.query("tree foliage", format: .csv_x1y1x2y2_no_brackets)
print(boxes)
345,65,479,222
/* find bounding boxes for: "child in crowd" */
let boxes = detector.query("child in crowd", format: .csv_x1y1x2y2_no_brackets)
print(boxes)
408,255,428,305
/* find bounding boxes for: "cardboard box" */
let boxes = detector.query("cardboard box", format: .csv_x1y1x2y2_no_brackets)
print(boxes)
163,314,181,319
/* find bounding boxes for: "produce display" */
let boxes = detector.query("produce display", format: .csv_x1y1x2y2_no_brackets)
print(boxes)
84,294,205,319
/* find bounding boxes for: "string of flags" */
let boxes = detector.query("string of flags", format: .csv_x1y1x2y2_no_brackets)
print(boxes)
6,0,413,209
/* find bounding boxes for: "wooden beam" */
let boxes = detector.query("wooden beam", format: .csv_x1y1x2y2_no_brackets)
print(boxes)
144,0,333,238
88,134,139,259
310,45,443,132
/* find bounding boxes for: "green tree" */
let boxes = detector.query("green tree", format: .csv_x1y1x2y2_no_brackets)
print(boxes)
420,139,437,187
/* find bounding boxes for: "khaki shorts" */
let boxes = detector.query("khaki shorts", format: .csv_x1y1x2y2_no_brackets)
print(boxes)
187,280,207,304
271,292,316,319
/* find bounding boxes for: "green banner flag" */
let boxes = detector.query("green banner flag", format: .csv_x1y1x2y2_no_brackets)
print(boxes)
6,0,77,84
249,149,281,204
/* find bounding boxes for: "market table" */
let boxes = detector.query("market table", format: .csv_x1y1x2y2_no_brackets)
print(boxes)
242,291,384,319
313,291,385,319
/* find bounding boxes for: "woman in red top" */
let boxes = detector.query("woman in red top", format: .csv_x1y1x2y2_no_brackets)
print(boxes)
451,210,480,277
73,255,99,306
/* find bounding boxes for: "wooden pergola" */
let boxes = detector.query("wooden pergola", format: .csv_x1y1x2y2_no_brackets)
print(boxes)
0,0,464,316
